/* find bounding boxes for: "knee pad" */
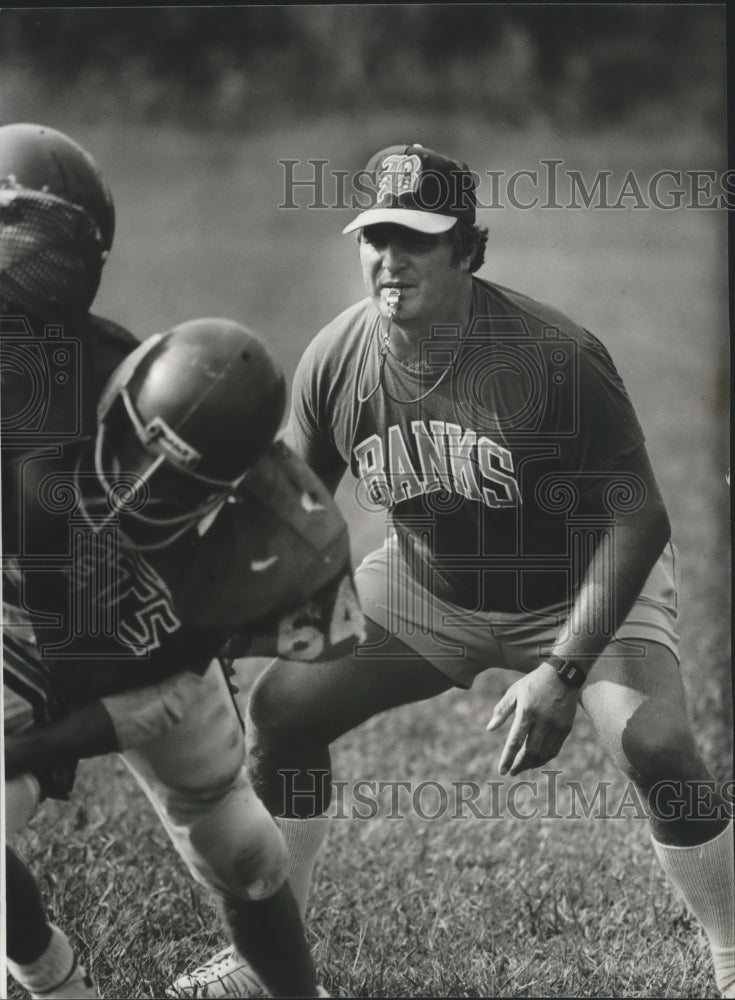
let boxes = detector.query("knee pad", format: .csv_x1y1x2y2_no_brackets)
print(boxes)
187,768,288,901
4,774,41,839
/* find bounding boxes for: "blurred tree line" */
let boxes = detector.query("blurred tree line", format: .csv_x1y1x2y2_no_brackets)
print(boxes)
0,5,724,131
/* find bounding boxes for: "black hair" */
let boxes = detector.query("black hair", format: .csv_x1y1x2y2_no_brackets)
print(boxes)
450,221,488,273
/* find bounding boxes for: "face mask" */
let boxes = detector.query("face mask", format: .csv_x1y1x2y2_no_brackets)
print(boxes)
0,182,107,322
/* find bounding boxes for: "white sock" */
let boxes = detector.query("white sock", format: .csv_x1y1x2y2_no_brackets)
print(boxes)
652,821,735,997
6,923,77,995
276,815,330,920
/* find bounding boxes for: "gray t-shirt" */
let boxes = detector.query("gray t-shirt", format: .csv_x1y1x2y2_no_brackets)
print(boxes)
290,277,644,613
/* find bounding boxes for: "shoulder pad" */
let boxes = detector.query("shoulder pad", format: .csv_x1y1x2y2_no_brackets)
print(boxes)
87,314,140,348
86,314,139,390
177,441,352,628
78,314,139,427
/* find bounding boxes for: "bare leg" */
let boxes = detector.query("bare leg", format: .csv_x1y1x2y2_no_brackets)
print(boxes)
581,640,733,996
5,847,97,998
580,639,728,844
247,616,455,817
5,846,52,964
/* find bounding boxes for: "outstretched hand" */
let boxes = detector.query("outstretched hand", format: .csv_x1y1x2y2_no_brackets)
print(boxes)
486,662,579,776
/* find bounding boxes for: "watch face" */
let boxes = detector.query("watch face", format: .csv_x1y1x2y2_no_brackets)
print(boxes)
555,659,585,686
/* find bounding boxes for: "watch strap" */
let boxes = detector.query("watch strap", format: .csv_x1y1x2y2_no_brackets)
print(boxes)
547,654,587,688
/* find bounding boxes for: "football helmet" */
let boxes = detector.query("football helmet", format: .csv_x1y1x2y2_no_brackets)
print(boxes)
0,123,114,252
90,318,286,549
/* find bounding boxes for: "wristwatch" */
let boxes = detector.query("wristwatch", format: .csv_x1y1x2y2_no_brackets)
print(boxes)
547,655,587,688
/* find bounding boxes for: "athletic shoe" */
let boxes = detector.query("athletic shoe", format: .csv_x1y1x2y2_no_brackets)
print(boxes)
166,947,265,998
166,945,330,998
30,958,99,998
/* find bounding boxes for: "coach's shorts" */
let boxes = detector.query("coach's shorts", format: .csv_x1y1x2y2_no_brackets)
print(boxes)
355,536,680,688
122,659,287,901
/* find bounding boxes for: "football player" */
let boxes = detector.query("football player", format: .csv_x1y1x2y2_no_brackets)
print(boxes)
2,124,363,999
2,121,135,1000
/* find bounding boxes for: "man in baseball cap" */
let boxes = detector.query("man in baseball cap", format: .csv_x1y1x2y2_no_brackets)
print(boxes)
176,139,734,999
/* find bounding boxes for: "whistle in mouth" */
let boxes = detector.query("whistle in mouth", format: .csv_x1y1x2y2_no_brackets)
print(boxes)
386,288,402,316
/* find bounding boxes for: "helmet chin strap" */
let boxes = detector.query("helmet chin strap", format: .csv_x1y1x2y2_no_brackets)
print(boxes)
92,428,166,520
113,501,224,552
79,427,230,550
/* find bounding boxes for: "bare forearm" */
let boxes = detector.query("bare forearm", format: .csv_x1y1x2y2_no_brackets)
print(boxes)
551,506,671,670
5,701,118,780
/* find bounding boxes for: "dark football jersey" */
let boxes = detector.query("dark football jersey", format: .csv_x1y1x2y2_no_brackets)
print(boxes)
3,315,364,710
12,439,361,704
2,312,141,793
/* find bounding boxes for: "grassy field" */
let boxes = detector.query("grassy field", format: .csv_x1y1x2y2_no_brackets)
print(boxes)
7,113,731,998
